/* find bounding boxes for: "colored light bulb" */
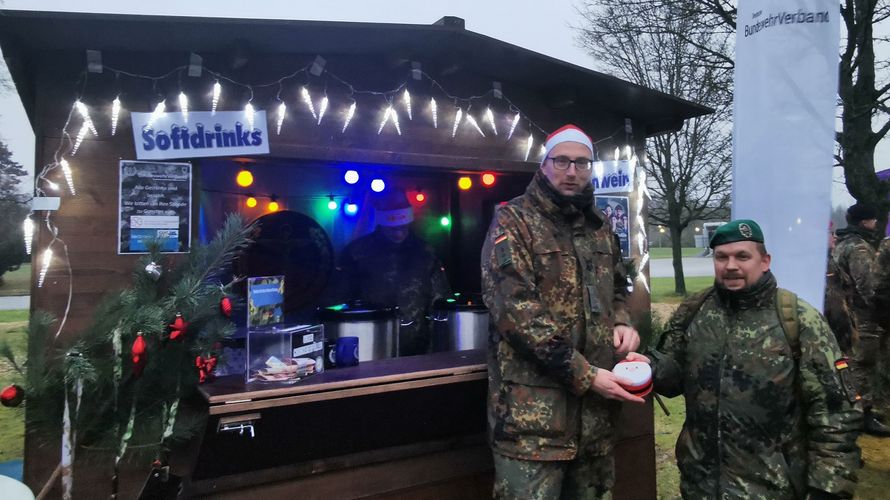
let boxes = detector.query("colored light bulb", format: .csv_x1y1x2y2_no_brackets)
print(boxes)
236,170,253,187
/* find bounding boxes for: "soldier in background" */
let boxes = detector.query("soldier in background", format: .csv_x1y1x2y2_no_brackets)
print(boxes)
481,125,644,499
874,236,890,333
339,188,450,356
650,220,861,499
825,221,855,354
833,203,890,436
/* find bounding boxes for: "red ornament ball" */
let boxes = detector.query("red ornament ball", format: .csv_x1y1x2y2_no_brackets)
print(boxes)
131,333,147,377
168,313,189,341
1,384,24,407
220,296,233,317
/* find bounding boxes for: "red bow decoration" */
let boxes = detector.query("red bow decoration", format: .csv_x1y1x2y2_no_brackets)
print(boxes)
195,355,218,384
131,332,147,377
169,313,189,341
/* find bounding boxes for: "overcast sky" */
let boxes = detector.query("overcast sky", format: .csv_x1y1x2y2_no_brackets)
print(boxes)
0,0,863,205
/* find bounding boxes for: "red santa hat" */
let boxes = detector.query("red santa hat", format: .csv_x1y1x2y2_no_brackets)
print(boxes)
372,189,414,227
541,124,594,165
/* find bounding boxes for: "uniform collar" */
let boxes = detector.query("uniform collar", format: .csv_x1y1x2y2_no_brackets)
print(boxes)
714,271,777,311
527,170,603,228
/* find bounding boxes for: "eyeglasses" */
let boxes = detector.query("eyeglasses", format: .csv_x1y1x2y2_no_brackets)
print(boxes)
546,156,593,171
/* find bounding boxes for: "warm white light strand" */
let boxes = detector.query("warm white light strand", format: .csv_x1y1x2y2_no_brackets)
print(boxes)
211,81,221,115
465,113,485,137
301,87,318,120
485,107,498,136
60,159,75,195
318,96,329,125
507,112,521,140
110,96,121,136
146,100,166,129
71,124,88,155
38,247,53,288
377,106,392,135
342,102,356,133
23,217,33,255
538,144,546,159
403,89,413,120
178,91,189,122
451,108,463,138
524,133,534,161
276,102,286,135
430,98,438,128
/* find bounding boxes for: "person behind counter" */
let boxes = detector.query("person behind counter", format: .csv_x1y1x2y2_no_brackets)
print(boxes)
481,124,644,499
337,188,450,356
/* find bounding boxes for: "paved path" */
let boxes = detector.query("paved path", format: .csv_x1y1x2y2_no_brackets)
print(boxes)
650,258,714,278
0,296,29,311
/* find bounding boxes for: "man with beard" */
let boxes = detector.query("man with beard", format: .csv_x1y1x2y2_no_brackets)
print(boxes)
833,203,890,436
649,220,861,499
481,124,644,499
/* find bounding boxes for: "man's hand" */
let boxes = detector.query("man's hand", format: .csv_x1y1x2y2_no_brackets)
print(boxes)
613,325,641,353
590,368,645,404
623,352,650,364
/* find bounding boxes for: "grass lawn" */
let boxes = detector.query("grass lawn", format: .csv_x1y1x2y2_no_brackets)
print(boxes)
0,264,31,297
0,309,28,463
651,276,713,304
649,247,705,260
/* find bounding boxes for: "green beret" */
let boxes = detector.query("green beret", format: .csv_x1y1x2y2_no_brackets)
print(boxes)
709,219,764,249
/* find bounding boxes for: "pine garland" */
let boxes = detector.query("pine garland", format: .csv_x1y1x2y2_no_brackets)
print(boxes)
0,213,253,495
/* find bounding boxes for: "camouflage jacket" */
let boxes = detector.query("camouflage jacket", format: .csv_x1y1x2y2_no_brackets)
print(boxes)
481,171,631,461
833,226,878,324
339,230,450,356
824,255,855,354
652,272,861,499
874,237,890,331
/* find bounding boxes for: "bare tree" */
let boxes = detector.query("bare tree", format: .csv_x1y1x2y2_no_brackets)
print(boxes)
576,0,732,294
578,0,890,231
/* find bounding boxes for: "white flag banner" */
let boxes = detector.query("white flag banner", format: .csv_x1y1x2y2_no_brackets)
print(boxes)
733,1,840,310
132,110,270,160
591,159,635,194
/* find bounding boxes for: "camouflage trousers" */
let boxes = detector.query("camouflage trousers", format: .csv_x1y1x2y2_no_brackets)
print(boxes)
852,321,887,408
492,452,613,500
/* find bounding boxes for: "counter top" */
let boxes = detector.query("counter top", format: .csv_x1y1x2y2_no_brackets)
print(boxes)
199,349,487,415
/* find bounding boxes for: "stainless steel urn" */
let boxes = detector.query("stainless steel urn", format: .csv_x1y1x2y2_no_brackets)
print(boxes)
431,293,489,352
317,301,399,362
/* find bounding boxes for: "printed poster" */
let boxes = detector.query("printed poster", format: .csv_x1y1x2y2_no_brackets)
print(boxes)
118,161,191,254
247,276,285,328
595,195,630,258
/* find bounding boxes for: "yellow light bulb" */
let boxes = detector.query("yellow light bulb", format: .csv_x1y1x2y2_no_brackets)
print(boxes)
458,176,472,190
268,201,280,212
236,170,254,187
246,197,257,208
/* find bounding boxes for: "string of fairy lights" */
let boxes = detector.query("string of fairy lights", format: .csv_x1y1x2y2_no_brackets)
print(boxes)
24,54,648,338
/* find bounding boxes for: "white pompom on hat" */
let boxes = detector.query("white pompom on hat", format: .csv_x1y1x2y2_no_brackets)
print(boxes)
372,189,414,227
541,124,594,166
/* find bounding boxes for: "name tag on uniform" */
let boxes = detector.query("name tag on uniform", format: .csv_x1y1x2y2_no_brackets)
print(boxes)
495,234,512,268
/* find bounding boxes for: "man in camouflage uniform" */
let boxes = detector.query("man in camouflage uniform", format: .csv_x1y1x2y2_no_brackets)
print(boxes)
481,125,645,499
825,222,855,354
650,220,861,499
833,203,890,435
874,236,890,333
338,189,450,356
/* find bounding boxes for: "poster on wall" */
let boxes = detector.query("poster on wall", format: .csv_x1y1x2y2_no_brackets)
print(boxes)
595,195,630,258
118,160,192,254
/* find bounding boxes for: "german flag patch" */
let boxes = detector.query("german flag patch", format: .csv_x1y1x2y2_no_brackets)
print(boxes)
835,359,849,370
835,358,861,404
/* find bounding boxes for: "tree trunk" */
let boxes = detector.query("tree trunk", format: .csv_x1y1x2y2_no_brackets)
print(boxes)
671,227,686,295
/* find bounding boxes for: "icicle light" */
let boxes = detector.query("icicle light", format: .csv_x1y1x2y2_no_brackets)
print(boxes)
524,133,534,161
624,145,632,161
178,92,189,122
244,102,255,129
60,159,75,195
318,96,329,125
38,248,53,288
430,98,438,129
75,100,97,136
110,96,121,136
377,106,393,135
46,180,60,191
211,81,221,115
342,102,356,133
276,102,286,135
507,112,521,140
23,217,33,255
391,107,402,135
403,89,413,120
146,100,166,130
451,108,463,138
301,87,318,120
71,124,88,155
465,113,485,137
485,107,498,136
613,146,620,160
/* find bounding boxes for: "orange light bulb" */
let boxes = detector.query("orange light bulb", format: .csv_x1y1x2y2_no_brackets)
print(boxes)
415,192,426,203
481,172,496,187
268,201,280,212
245,197,257,208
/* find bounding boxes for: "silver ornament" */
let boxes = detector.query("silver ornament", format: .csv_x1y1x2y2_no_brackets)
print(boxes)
145,262,162,281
